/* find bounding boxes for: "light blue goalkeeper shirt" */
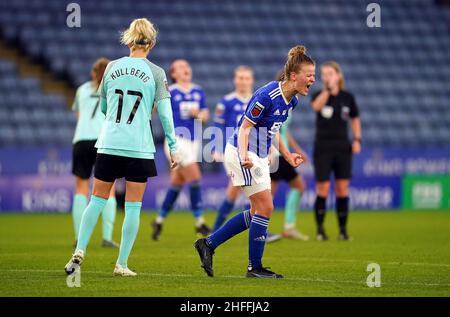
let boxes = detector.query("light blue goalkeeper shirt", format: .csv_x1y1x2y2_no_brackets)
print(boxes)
72,81,104,143
96,56,177,159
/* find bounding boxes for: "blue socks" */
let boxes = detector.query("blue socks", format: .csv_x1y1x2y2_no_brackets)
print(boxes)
248,214,270,269
157,182,204,225
213,198,235,232
117,202,142,268
102,197,117,241
76,195,107,253
207,210,252,250
158,186,181,219
72,194,87,239
190,181,203,219
207,211,270,269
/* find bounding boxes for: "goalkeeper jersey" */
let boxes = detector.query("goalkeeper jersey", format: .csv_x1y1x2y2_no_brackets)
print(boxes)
96,56,171,159
72,81,104,144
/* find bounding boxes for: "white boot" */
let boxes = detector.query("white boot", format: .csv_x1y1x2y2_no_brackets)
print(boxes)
113,264,137,277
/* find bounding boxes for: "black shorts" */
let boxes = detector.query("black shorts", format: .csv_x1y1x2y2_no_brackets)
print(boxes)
94,153,157,183
270,155,298,183
72,140,97,179
313,141,352,182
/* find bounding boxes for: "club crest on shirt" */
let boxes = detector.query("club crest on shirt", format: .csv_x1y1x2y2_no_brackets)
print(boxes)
250,102,264,118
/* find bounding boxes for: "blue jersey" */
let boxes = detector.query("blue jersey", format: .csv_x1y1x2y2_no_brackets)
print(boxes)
213,92,249,153
230,81,299,158
170,83,207,141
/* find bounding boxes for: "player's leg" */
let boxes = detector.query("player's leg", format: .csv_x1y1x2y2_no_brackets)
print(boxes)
77,178,114,252
334,147,352,240
152,168,184,240
114,180,147,276
283,175,309,240
335,179,350,240
195,144,276,277
246,188,282,278
196,196,252,277
152,138,185,239
71,141,96,244
315,181,330,240
265,180,283,243
205,188,252,250
313,146,332,241
213,181,242,232
65,177,114,274
101,182,119,248
179,162,211,235
72,177,89,242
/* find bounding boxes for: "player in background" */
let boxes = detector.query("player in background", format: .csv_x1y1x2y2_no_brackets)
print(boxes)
151,59,210,240
212,66,253,232
266,71,310,243
65,18,178,276
310,61,361,241
71,58,119,248
195,46,315,278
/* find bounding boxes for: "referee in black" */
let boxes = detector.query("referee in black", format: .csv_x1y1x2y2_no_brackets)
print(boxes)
310,61,361,241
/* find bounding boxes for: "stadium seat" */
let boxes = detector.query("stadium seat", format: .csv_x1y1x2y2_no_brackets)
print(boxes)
0,0,449,147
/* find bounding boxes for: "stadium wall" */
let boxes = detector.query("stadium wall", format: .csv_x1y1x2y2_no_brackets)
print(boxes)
0,146,449,212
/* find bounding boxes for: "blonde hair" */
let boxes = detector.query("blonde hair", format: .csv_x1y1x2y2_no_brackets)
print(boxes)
120,18,157,51
283,45,315,80
321,61,345,90
234,65,253,77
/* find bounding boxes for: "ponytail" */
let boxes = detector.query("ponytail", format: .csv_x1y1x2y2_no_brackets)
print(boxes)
283,45,314,80
120,18,157,51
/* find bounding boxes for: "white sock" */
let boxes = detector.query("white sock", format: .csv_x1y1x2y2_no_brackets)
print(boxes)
156,216,165,224
284,223,295,231
195,216,205,227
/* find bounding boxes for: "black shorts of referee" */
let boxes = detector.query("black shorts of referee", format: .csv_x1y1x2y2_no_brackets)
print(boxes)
313,140,352,182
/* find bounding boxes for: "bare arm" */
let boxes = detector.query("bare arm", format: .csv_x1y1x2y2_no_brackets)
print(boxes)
197,108,209,123
237,118,254,168
273,131,291,160
311,89,330,112
190,108,209,123
351,117,362,154
287,131,302,154
287,131,309,162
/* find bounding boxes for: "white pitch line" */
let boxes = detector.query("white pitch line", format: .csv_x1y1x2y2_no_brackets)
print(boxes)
3,254,449,268
3,269,450,287
264,257,450,268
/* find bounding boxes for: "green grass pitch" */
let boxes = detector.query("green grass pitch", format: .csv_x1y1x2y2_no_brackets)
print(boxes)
0,210,449,297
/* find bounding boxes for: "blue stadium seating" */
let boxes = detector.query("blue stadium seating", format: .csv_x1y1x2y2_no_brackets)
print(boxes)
0,0,449,147
0,57,73,145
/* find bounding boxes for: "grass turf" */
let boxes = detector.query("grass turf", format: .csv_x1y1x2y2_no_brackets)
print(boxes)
0,210,449,297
